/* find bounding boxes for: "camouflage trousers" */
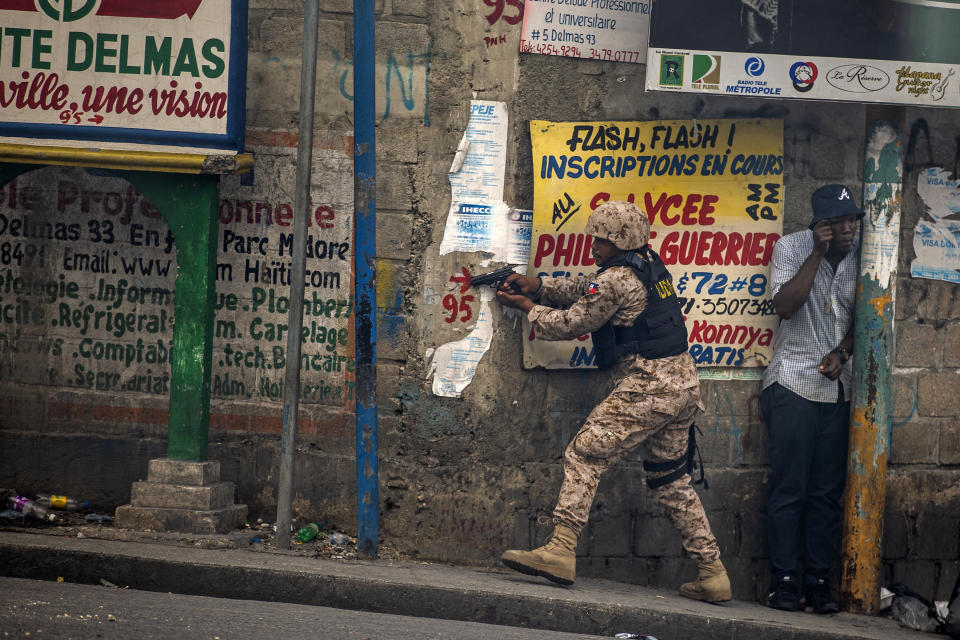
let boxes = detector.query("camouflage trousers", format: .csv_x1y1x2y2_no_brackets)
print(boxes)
552,387,721,564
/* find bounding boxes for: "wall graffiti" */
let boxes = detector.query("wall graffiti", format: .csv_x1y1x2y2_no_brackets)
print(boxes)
0,164,356,432
482,0,524,49
0,168,176,394
325,41,432,124
891,386,917,429
484,34,508,48
443,268,478,324
709,389,742,464
207,172,354,408
483,0,524,26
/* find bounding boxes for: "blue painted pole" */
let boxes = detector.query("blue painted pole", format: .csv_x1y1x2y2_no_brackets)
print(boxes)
840,106,904,614
354,0,379,558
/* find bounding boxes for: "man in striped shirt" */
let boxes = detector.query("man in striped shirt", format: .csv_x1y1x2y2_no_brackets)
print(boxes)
762,184,863,614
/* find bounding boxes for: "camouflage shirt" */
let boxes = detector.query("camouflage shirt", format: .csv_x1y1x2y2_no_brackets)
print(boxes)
529,265,700,399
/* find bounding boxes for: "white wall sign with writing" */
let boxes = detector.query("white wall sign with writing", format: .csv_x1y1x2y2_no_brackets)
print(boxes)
520,0,650,64
0,0,248,151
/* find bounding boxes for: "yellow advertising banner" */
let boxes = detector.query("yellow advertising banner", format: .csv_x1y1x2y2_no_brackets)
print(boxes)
524,118,783,370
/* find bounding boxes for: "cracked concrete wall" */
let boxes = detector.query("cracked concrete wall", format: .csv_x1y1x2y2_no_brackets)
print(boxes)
360,3,960,603
1,1,959,603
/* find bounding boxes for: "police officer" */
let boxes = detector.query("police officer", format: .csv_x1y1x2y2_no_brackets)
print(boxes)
495,201,730,602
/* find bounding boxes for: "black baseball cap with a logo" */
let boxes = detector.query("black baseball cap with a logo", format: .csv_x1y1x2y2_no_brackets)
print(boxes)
809,184,865,228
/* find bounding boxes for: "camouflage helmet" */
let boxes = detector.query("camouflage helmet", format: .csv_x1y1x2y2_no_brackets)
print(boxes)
585,200,650,250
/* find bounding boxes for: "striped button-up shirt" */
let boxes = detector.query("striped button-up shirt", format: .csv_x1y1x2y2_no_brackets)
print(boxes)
762,229,857,403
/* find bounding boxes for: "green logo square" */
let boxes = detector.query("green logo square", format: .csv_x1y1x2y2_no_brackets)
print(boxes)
660,54,684,87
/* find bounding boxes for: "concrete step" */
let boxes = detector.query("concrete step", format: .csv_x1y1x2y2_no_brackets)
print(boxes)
146,459,221,486
114,503,247,534
130,480,236,510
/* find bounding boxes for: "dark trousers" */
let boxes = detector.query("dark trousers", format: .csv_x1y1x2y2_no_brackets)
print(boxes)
762,382,850,587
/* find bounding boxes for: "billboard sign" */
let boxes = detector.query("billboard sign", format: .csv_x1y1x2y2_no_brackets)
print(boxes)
0,0,249,150
526,118,783,370
646,0,960,107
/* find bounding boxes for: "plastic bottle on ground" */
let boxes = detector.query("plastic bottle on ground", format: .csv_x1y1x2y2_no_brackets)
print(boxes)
328,532,349,545
35,495,89,510
296,522,321,543
6,495,56,521
84,513,112,523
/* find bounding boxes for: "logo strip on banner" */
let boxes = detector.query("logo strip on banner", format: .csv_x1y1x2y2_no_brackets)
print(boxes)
645,49,960,107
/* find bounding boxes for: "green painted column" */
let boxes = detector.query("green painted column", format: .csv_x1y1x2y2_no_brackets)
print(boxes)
121,171,220,462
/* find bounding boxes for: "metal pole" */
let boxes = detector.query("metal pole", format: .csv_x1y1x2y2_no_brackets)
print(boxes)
353,0,379,558
840,105,904,613
275,0,320,550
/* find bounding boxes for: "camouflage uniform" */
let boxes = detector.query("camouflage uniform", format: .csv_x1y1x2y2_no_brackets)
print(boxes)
528,202,720,564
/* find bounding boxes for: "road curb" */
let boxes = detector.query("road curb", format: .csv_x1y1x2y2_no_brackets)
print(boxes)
0,532,928,640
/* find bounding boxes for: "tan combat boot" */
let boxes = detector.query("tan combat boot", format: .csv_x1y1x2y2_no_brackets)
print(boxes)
500,524,578,585
680,558,732,602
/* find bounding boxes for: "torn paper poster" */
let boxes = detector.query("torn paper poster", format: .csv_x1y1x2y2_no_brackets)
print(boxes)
506,209,533,265
911,167,960,284
449,134,470,174
440,100,510,258
861,180,902,287
429,288,495,398
439,201,512,258
448,100,508,203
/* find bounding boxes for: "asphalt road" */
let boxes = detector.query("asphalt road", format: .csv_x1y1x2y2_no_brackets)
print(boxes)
0,577,622,640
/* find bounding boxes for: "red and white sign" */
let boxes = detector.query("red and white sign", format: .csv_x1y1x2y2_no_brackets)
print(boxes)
0,0,248,150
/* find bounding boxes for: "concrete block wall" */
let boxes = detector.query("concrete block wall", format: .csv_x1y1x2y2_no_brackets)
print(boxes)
881,107,960,599
1,1,958,604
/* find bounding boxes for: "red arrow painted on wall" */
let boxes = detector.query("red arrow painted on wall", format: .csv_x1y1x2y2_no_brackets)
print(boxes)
98,0,205,19
0,0,205,18
450,267,472,295
0,0,36,11
87,115,104,124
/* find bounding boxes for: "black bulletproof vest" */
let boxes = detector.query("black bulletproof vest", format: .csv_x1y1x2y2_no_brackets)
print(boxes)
591,247,689,369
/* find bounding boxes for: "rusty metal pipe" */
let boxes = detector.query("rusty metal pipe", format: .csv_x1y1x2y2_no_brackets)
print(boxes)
840,106,904,614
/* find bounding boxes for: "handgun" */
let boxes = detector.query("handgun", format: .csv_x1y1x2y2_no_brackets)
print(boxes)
470,266,521,293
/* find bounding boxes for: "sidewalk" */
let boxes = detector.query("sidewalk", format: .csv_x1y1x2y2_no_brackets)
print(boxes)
0,527,934,640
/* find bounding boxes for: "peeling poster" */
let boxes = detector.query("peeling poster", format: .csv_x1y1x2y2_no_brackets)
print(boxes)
440,100,510,259
506,208,533,265
429,289,495,398
911,168,960,284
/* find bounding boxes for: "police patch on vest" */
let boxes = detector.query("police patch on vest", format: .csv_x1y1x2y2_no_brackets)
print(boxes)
653,278,676,300
586,282,599,295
